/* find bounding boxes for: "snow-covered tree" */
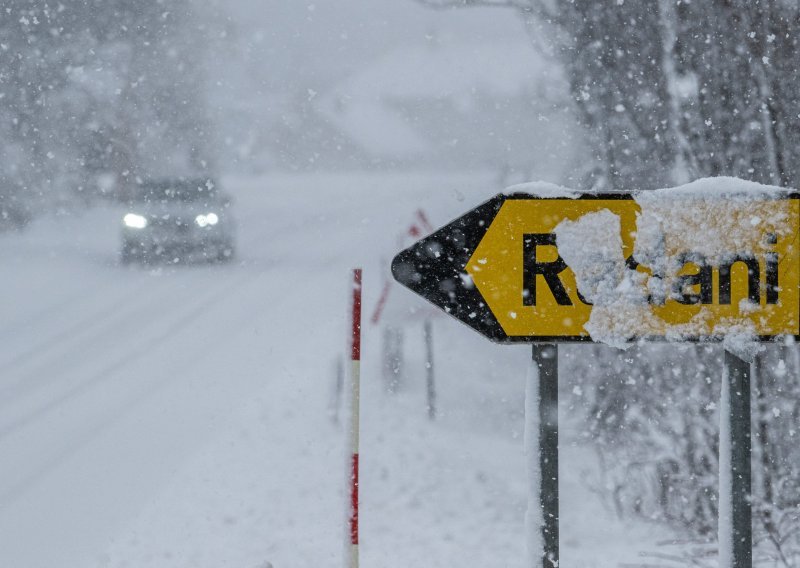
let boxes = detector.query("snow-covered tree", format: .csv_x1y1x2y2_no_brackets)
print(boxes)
0,0,212,209
418,0,800,190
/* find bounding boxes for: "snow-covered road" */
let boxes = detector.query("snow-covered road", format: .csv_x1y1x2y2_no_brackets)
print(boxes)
0,172,670,567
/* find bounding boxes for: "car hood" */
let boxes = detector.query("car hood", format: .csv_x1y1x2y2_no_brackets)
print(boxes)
127,200,227,220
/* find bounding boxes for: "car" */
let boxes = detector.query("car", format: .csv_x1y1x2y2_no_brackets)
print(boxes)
120,178,235,265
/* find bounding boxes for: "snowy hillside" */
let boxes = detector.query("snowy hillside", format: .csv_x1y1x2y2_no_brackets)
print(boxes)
313,39,581,177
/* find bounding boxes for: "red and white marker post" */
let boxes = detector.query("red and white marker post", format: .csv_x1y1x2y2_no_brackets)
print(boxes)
348,268,362,568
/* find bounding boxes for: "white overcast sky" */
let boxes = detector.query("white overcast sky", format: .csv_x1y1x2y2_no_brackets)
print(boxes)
210,0,527,92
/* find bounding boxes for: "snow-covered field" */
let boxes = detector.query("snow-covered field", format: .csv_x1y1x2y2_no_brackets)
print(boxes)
0,171,674,567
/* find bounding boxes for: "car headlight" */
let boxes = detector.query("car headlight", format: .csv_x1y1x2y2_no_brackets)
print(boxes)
123,213,148,229
195,212,219,227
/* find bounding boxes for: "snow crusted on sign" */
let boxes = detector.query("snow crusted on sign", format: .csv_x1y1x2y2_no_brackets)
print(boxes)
504,180,580,199
636,177,786,356
554,177,790,352
555,210,653,348
643,175,789,199
635,176,793,269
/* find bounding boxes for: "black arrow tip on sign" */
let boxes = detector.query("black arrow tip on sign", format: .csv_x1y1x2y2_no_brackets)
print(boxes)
391,194,510,342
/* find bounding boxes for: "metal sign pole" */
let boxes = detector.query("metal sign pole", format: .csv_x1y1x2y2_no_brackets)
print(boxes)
721,349,752,568
424,319,436,420
532,344,559,567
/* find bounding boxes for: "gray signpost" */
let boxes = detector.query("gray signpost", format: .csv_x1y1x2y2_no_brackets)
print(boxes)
533,344,559,567
723,350,752,566
424,320,436,420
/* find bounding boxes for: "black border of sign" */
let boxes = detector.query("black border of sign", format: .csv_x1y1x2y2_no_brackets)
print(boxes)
392,191,800,344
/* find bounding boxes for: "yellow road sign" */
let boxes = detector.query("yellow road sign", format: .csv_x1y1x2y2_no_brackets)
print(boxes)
392,190,800,342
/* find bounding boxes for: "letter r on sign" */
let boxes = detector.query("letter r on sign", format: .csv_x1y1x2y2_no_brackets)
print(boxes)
522,233,572,306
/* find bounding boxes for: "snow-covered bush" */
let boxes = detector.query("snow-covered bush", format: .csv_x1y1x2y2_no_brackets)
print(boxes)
565,343,800,564
0,1,212,211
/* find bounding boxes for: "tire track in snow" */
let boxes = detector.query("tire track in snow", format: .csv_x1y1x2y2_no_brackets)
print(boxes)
0,191,330,511
0,270,234,406
0,267,274,508
0,285,102,342
0,267,259,441
0,274,157,380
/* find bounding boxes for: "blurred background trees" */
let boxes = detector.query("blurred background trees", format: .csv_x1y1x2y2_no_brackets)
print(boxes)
0,0,211,210
421,0,800,190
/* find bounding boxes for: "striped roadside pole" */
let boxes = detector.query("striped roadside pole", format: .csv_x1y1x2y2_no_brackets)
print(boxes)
348,268,362,568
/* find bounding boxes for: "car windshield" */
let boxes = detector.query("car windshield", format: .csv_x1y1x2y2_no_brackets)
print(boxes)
132,180,217,203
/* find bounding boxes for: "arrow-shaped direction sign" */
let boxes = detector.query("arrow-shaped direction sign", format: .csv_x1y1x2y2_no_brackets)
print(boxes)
392,189,800,343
